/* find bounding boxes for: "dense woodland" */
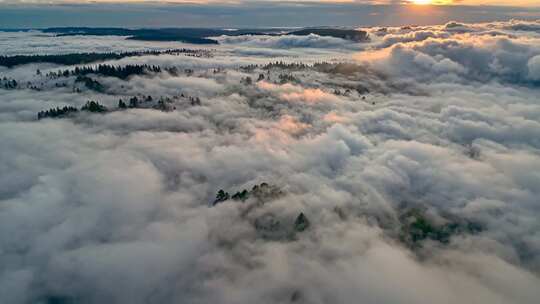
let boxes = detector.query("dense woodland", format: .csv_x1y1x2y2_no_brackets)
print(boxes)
37,92,202,120
39,27,370,43
2,60,371,97
49,64,162,80
1,77,18,89
0,48,212,68
287,28,369,42
37,106,78,119
11,59,372,123
37,101,107,119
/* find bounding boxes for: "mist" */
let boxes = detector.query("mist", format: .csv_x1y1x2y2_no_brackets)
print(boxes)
1,19,540,304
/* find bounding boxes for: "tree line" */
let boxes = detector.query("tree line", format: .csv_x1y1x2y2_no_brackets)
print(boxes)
37,101,107,119
1,77,18,89
47,64,162,80
37,92,202,120
0,48,212,68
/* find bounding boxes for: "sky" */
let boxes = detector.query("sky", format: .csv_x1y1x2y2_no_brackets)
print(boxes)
0,1,539,28
0,0,538,5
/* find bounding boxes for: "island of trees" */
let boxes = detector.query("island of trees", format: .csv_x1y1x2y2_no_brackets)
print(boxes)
0,48,212,68
48,64,162,80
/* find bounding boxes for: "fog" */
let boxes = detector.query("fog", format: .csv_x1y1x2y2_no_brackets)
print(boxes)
1,19,540,304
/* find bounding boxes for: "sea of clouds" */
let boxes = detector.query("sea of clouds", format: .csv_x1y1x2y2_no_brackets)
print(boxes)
1,19,540,304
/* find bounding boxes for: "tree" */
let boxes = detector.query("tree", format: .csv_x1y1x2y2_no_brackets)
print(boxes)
213,189,230,205
129,96,139,108
118,99,127,109
37,106,78,120
190,97,201,106
75,76,104,92
81,101,107,113
294,213,310,232
232,189,249,201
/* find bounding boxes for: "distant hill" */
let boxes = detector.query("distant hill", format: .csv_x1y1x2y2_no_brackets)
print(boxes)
42,27,292,44
287,28,369,42
43,28,220,44
39,27,369,44
0,49,209,68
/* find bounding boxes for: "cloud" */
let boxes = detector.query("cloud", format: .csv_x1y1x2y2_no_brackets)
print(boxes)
1,19,540,304
215,34,361,50
357,21,540,85
527,55,540,80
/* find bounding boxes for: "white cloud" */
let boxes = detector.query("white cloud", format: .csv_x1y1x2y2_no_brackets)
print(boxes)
1,19,540,304
527,55,540,80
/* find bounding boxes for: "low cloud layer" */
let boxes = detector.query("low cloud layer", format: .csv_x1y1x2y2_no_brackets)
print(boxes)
1,19,540,304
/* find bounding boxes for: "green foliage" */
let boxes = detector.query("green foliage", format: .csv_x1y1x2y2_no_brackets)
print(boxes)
118,99,127,109
409,217,438,243
213,189,230,205
81,100,107,113
0,48,209,68
231,189,249,201
288,28,369,42
75,75,104,92
37,106,78,120
63,64,161,80
128,96,139,108
211,182,283,206
44,296,75,304
242,76,253,85
400,208,482,247
262,61,309,70
1,77,18,89
294,213,310,232
278,73,298,84
189,96,201,106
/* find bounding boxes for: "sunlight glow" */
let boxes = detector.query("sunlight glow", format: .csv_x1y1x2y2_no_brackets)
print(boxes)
408,0,455,4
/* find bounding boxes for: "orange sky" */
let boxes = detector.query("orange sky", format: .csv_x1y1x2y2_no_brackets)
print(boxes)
423,0,538,5
0,0,538,5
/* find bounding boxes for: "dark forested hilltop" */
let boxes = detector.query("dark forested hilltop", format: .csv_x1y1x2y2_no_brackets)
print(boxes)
0,49,211,68
39,27,370,43
42,27,285,37
287,28,369,42
42,27,230,44
43,27,217,44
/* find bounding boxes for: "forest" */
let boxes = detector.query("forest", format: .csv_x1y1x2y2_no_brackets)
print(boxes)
0,48,211,68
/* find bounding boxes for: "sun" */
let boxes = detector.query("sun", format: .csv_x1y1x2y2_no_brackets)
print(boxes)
409,0,454,4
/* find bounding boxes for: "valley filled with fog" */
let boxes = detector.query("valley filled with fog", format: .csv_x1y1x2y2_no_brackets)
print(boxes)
1,20,540,304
